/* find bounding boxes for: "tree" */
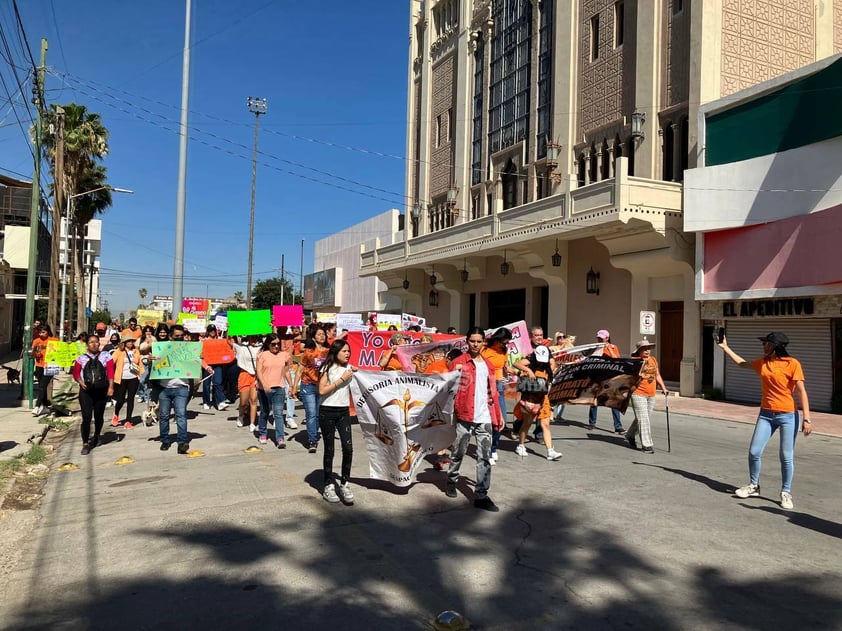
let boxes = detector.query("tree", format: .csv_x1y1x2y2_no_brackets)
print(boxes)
251,278,301,310
138,288,148,308
232,291,244,305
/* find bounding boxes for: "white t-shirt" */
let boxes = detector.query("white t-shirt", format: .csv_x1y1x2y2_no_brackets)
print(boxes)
472,357,492,425
121,350,138,380
320,363,352,407
234,343,259,375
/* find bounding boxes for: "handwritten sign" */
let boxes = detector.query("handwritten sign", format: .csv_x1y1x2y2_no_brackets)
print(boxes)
177,312,197,324
314,312,337,324
272,305,304,327
401,313,426,330
149,341,202,380
375,314,402,331
183,318,207,334
202,338,234,365
212,314,228,332
137,309,164,326
227,309,272,336
45,341,85,368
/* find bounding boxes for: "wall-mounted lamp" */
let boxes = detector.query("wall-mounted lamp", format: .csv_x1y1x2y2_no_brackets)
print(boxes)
586,267,600,295
429,265,437,286
428,289,439,307
631,109,646,141
460,259,469,283
402,271,410,290
446,183,459,206
551,239,562,267
410,202,423,220
500,250,510,276
546,138,563,184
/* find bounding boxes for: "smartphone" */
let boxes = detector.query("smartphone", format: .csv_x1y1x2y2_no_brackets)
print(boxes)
716,327,725,344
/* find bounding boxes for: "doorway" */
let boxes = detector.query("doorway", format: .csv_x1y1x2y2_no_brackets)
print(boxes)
488,289,526,328
659,301,683,381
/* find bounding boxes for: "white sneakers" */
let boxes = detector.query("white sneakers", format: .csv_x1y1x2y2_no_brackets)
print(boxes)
489,451,498,466
323,484,340,503
336,482,354,504
248,423,256,433
735,483,760,498
780,491,794,510
285,418,298,429
547,448,563,461
217,402,229,411
515,444,527,457
202,404,210,410
31,405,42,416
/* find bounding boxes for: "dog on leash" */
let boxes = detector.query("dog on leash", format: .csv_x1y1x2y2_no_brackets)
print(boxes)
142,401,159,426
3,365,21,384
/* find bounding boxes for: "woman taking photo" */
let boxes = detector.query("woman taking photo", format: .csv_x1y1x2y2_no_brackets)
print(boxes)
111,331,143,428
626,340,668,454
317,339,357,504
299,326,330,453
513,345,562,461
718,331,811,510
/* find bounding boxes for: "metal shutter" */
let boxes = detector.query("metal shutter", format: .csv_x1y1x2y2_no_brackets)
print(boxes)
724,319,832,411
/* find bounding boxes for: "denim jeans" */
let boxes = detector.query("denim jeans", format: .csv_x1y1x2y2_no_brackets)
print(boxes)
749,409,798,493
137,367,151,402
159,385,190,445
202,365,226,408
491,379,507,454
258,387,286,438
448,420,492,499
589,405,624,431
299,382,321,445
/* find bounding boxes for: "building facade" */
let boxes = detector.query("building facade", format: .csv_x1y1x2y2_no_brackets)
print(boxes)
685,54,842,412
359,0,842,395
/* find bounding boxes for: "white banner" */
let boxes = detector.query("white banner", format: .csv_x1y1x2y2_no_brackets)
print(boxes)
336,312,365,332
183,318,207,333
351,370,459,487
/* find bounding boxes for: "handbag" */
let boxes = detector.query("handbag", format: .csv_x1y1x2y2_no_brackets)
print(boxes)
44,364,61,377
517,376,548,394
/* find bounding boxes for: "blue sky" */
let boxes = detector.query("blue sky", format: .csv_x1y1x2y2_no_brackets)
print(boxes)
1,0,410,315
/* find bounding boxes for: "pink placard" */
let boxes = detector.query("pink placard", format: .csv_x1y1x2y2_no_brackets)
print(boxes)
272,305,304,327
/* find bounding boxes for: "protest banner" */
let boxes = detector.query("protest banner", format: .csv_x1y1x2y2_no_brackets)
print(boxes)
548,356,643,413
177,312,197,324
183,318,207,334
182,298,210,319
486,320,532,363
212,314,228,332
45,340,85,368
227,309,272,336
551,342,604,364
314,312,337,324
202,338,234,364
401,313,426,330
336,313,365,332
136,309,164,326
346,331,463,370
149,341,202,379
352,370,460,487
375,313,402,331
272,305,304,327
394,339,463,373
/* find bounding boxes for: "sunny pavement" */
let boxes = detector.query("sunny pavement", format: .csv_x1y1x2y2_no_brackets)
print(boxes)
1,399,841,630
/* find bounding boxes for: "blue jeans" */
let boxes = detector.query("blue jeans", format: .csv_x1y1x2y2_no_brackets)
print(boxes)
258,387,286,438
589,405,624,431
137,368,151,402
159,385,190,445
749,409,798,493
299,382,321,445
202,365,226,408
492,379,507,454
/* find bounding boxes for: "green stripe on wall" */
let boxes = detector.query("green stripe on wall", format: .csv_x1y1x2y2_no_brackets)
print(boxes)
707,57,842,166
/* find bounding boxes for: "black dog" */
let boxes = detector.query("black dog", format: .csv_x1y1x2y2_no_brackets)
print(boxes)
3,365,21,384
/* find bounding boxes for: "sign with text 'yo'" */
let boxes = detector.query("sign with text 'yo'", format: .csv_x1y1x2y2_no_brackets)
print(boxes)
640,311,656,336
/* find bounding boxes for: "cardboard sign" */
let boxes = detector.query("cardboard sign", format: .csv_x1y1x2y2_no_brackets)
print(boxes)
177,312,197,324
314,312,337,324
227,309,272,336
401,313,426,330
202,338,234,365
136,309,164,326
336,313,366,332
149,341,202,380
183,318,207,334
212,314,228,331
272,305,304,327
45,341,85,368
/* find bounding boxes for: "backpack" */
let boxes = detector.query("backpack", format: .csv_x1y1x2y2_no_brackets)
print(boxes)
82,354,109,389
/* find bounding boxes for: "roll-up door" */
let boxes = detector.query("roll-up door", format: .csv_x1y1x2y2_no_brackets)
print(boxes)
724,319,832,411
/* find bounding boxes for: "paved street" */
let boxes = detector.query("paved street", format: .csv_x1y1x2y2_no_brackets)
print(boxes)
1,401,841,630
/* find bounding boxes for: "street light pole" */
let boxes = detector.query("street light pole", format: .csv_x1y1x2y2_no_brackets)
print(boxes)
172,0,192,317
58,186,132,340
246,96,267,309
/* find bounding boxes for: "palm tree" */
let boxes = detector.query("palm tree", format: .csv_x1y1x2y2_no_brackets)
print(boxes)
138,288,148,308
233,291,245,305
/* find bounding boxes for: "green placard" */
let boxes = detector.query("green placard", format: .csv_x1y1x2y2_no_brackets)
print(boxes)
227,310,272,336
150,341,202,380
45,341,85,368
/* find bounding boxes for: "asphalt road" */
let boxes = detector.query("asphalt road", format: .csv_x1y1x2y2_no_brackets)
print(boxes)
1,402,841,631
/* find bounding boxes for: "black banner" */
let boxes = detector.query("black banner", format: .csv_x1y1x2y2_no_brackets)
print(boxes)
548,357,644,414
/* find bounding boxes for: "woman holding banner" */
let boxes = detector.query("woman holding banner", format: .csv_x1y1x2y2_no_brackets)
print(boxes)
378,332,406,371
513,346,563,461
317,339,357,504
300,327,330,453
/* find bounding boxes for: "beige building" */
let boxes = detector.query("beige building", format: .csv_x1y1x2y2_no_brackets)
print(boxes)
359,0,842,395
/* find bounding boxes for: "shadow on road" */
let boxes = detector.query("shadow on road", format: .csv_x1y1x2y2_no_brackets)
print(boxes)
632,462,735,494
740,503,842,540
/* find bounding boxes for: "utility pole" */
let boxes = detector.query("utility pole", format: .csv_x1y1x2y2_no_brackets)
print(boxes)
245,96,267,309
299,238,304,302
23,39,48,409
50,106,65,333
172,0,192,317
280,253,285,305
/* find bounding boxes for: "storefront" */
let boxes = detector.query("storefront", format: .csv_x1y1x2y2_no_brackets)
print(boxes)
702,297,841,412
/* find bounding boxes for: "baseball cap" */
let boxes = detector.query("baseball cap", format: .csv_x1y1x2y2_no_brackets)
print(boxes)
534,345,550,363
95,322,106,330
758,332,789,346
596,329,610,340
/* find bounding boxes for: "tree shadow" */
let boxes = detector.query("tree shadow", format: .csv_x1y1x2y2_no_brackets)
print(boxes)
0,439,18,453
739,504,842,540
135,524,286,566
632,462,735,494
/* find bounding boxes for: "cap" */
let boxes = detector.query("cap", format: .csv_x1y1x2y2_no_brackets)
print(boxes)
596,329,610,340
120,331,135,343
534,345,550,363
95,322,106,330
633,339,656,354
758,332,789,346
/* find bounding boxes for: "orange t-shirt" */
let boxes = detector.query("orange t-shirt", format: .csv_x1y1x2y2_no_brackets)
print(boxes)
382,352,403,371
423,358,450,374
634,356,659,397
481,346,508,381
300,346,328,385
122,327,142,340
751,357,804,412
602,343,621,359
31,337,58,368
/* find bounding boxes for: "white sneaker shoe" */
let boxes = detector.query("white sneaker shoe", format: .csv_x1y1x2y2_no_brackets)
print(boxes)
336,482,354,504
735,483,760,498
515,444,527,457
489,452,497,466
31,405,42,416
285,418,298,429
547,448,563,461
249,423,256,433
202,404,210,410
217,402,229,411
236,418,244,427
780,491,794,510
323,483,340,503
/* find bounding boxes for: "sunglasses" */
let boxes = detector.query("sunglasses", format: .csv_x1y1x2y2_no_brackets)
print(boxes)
269,342,280,347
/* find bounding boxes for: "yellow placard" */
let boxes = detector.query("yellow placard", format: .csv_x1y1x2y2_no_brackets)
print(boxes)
137,309,164,326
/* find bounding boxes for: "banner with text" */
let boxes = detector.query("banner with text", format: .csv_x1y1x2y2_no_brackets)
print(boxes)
136,309,164,326
336,313,366,332
352,369,459,487
150,341,202,380
548,356,643,414
183,318,207,334
182,298,210,319
346,331,464,370
227,310,272,336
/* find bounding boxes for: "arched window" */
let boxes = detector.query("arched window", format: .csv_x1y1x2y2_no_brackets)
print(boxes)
577,153,586,187
502,159,518,210
600,139,610,180
588,143,598,183
662,123,674,181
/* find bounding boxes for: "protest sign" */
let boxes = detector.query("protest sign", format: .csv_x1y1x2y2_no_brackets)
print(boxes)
182,298,210,319
227,309,272,336
183,318,207,334
548,356,643,413
336,313,365,332
352,370,459,487
375,313,402,331
272,305,304,327
346,331,463,370
177,312,197,324
202,338,234,365
401,313,426,330
45,340,85,368
314,312,337,324
149,341,202,380
551,342,604,364
136,309,164,326
394,339,463,373
486,320,532,363
212,314,228,332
